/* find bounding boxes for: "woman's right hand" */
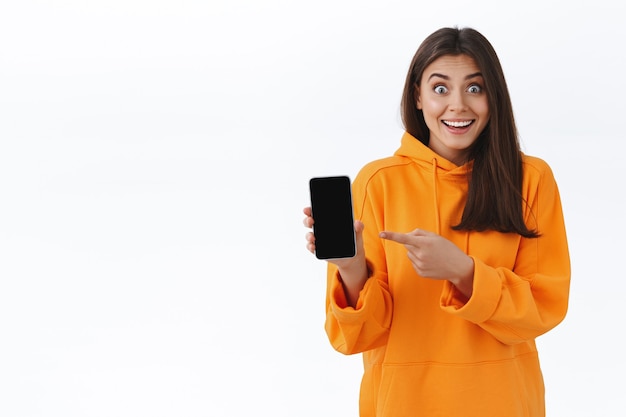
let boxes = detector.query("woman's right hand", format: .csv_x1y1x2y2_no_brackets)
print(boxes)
303,206,369,307
302,206,365,264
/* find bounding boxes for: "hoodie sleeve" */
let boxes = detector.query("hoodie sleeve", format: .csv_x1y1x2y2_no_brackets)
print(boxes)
440,158,571,345
324,168,393,355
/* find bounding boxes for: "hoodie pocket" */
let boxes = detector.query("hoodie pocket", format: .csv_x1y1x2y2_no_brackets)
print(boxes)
375,356,543,417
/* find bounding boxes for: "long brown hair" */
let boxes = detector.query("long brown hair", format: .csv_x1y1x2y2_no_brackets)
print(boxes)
400,27,539,238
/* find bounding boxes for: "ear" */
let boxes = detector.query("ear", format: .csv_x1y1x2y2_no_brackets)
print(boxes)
414,85,422,110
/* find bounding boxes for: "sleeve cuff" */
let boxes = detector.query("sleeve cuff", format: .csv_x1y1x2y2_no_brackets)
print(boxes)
328,266,377,320
440,256,501,323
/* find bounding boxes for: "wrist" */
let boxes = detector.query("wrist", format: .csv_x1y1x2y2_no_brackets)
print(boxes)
451,256,475,298
337,254,368,284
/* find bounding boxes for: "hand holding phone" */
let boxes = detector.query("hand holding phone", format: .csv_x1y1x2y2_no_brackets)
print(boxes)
309,176,357,260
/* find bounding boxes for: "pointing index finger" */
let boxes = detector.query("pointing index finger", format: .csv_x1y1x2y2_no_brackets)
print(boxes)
380,231,415,246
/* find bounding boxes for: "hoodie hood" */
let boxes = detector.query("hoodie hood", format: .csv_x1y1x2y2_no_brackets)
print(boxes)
394,132,473,177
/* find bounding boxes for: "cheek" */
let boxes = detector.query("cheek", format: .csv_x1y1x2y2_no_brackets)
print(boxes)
476,98,490,118
420,97,445,117
421,102,443,131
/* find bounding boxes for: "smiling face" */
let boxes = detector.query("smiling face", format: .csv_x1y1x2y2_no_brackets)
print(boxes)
416,54,490,166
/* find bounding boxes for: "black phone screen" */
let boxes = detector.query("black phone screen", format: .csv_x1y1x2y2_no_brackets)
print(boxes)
309,176,356,259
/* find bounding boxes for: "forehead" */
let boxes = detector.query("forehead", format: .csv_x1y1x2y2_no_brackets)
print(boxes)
423,54,481,79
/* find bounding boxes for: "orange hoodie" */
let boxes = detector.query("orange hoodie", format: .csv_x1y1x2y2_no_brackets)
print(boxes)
325,132,570,417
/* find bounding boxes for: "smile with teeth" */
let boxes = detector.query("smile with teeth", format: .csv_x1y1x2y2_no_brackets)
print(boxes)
443,120,473,128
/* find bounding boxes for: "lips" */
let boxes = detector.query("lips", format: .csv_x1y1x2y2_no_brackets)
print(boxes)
442,120,473,128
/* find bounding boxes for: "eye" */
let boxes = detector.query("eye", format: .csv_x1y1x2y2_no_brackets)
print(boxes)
467,84,482,94
434,85,448,94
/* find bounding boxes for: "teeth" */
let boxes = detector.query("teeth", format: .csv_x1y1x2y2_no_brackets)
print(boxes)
443,120,472,128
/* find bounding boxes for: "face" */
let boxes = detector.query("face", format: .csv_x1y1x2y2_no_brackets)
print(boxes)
416,54,490,166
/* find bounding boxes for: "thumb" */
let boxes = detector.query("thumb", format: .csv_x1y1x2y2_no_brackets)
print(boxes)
354,220,366,256
354,220,364,234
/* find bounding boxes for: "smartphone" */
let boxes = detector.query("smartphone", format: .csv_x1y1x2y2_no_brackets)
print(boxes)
309,175,356,259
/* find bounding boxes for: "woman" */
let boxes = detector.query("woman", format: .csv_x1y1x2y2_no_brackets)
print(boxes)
303,27,570,416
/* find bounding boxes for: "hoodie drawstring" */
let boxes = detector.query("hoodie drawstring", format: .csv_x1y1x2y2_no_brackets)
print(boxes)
432,157,470,255
431,158,441,235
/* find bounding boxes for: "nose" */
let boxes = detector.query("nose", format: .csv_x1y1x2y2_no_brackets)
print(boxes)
448,91,468,112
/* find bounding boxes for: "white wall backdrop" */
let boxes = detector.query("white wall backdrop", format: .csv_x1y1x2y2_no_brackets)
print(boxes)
1,1,624,416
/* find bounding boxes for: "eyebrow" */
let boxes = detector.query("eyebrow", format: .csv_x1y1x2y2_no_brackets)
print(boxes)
427,72,483,82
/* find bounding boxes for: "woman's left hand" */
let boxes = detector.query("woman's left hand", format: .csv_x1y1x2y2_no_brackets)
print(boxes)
379,228,474,296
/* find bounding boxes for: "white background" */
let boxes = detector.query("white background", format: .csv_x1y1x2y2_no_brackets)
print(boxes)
1,1,624,416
